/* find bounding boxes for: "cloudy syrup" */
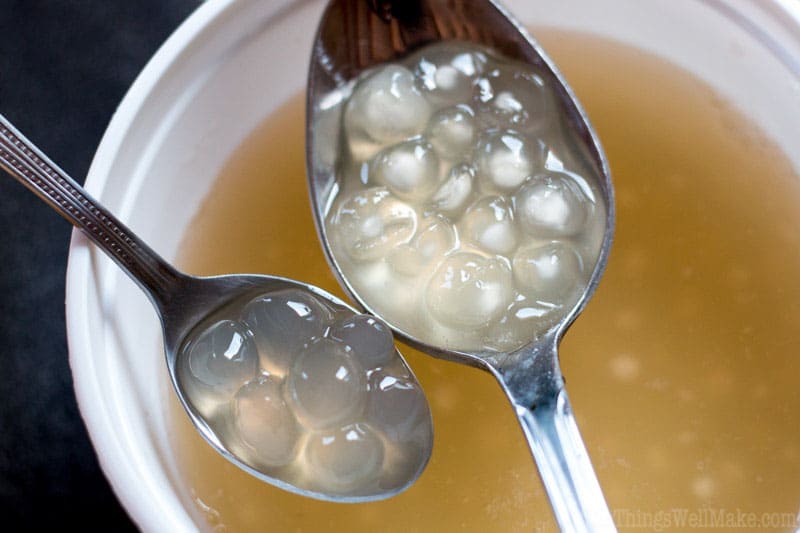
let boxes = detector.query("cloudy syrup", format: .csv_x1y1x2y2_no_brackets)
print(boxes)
171,32,800,531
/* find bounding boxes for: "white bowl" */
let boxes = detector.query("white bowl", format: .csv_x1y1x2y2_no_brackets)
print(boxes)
66,0,800,530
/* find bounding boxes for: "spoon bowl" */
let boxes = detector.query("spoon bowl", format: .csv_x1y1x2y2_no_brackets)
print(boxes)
0,114,432,503
306,0,614,527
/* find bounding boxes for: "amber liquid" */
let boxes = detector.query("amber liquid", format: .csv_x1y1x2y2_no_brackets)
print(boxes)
171,32,800,531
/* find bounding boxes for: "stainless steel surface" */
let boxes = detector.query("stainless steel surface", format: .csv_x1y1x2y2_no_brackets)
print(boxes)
306,0,615,529
0,112,423,503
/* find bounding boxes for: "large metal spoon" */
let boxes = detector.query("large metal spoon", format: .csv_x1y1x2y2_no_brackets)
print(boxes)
0,113,432,503
306,0,615,528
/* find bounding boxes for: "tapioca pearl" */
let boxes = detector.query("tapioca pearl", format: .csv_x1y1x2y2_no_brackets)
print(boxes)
331,187,417,262
431,163,475,218
286,338,366,429
475,130,541,192
241,290,332,377
366,371,430,442
344,65,431,146
487,300,561,352
388,215,456,277
371,140,441,202
513,171,589,237
512,241,584,302
413,44,486,106
233,375,300,468
330,315,394,370
426,252,513,328
305,423,384,493
474,65,552,133
426,105,477,161
460,196,518,255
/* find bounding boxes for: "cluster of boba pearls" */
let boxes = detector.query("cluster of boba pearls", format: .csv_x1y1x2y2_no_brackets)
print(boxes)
177,288,432,498
327,41,606,352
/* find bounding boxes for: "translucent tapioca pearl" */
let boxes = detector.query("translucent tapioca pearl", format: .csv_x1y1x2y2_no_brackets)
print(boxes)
344,65,431,147
487,300,560,352
371,140,441,202
426,252,513,328
241,290,332,376
388,215,456,277
431,163,475,218
184,320,258,413
329,315,394,370
460,196,518,255
233,375,300,468
426,105,477,161
513,171,589,237
285,338,366,429
474,64,552,133
413,43,487,106
331,187,417,262
305,423,384,493
366,371,430,442
475,130,543,192
512,241,584,302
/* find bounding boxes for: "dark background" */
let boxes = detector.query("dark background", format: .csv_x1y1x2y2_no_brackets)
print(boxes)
0,1,197,528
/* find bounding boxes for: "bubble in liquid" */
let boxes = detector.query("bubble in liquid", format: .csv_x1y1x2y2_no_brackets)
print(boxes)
233,375,300,468
305,423,384,493
474,64,552,133
185,320,258,412
331,187,417,262
475,130,542,192
330,315,395,370
413,43,486,106
371,140,441,202
513,171,589,237
241,290,332,376
426,105,477,161
344,65,431,148
431,163,475,218
426,252,513,328
460,196,518,255
366,371,429,442
286,338,366,429
512,241,584,302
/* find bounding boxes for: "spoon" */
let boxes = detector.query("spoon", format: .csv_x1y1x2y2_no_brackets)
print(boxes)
0,113,433,503
306,0,615,528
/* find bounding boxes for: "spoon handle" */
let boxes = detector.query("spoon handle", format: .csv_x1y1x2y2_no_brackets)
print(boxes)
515,388,616,531
0,113,181,307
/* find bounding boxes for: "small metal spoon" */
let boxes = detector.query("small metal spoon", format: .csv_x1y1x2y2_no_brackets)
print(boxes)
306,0,615,528
0,113,431,503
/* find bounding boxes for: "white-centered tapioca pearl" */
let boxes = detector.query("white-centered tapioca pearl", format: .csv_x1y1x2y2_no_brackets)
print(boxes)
366,371,430,442
431,163,475,218
512,241,584,302
233,375,299,468
305,423,384,493
426,252,513,328
344,65,431,146
474,64,552,132
388,215,456,277
331,187,417,262
426,105,476,160
460,196,518,255
371,140,440,202
513,171,589,237
330,315,394,370
241,290,331,377
413,44,486,106
475,130,541,191
185,320,258,403
286,338,366,429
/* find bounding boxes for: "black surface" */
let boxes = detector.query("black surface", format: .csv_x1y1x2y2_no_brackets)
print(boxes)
0,1,196,528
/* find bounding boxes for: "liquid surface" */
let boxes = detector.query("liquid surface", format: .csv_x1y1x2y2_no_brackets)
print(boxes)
171,32,800,531
176,287,432,499
324,41,606,353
